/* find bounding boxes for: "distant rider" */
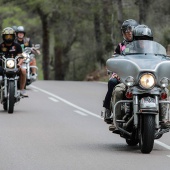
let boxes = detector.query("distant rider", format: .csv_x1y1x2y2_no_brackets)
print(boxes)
15,26,38,80
0,27,28,97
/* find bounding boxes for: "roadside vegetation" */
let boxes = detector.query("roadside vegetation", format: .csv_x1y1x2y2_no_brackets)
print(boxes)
1,0,170,81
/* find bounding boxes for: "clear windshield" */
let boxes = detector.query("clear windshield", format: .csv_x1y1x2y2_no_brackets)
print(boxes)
123,40,167,55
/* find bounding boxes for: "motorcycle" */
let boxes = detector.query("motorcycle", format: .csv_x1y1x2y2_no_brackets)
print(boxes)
0,54,24,113
22,44,40,87
105,40,170,153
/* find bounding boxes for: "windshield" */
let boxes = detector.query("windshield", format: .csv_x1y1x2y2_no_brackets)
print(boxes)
123,40,167,55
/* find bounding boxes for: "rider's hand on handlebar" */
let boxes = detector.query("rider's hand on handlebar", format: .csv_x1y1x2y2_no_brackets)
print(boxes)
17,63,21,68
111,73,120,80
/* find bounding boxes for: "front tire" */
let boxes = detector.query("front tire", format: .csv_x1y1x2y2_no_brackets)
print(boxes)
139,114,155,154
7,81,15,114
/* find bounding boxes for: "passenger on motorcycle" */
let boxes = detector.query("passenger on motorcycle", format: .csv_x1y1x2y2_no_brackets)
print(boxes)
15,26,37,80
0,27,28,97
103,19,139,124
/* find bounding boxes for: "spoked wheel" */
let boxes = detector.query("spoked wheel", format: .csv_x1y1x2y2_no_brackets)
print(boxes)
7,81,15,114
139,114,155,154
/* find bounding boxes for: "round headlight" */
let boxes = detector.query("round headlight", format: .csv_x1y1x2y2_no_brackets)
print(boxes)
160,77,169,87
139,73,155,89
125,76,135,86
6,60,15,68
22,52,27,59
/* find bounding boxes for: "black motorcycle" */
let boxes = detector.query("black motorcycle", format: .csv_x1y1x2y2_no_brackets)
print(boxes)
0,55,23,113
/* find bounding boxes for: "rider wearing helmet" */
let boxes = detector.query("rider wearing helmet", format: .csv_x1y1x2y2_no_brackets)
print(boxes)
103,19,139,124
15,26,32,50
0,27,28,97
109,24,155,131
114,19,139,54
15,26,37,80
133,24,153,41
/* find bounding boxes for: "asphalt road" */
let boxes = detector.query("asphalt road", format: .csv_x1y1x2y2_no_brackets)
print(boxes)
0,80,169,170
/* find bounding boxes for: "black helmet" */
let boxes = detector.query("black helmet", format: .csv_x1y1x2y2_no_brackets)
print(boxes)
121,19,139,33
16,26,26,35
133,25,153,40
2,27,15,44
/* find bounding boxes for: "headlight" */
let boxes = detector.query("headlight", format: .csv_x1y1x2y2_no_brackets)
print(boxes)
22,52,27,59
139,73,155,89
6,60,15,68
160,77,169,87
125,76,135,86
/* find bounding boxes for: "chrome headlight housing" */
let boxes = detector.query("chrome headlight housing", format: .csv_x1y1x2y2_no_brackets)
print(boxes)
160,77,169,87
125,76,135,86
22,52,27,59
6,60,15,68
139,73,156,89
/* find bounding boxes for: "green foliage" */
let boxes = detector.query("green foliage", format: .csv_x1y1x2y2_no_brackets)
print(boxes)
1,0,170,80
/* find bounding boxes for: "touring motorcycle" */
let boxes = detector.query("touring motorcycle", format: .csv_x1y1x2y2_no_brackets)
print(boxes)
22,44,40,87
106,40,170,153
0,54,23,113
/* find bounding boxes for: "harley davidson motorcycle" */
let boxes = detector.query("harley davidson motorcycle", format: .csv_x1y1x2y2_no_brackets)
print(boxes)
0,55,23,113
22,44,40,87
106,40,170,153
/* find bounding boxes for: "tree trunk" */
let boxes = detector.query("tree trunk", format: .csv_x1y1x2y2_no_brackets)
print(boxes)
54,45,64,80
94,12,104,67
102,0,113,52
138,0,150,23
37,7,50,80
117,0,123,28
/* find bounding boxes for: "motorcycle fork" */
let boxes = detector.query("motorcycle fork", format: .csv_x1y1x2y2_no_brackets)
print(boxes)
133,95,160,129
155,96,159,129
27,64,30,78
133,95,138,128
4,77,8,98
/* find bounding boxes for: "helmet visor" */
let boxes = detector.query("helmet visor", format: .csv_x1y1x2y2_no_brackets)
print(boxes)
4,34,13,40
122,25,133,33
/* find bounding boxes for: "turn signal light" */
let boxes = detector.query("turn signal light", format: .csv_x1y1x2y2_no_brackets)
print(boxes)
126,91,133,99
161,93,167,99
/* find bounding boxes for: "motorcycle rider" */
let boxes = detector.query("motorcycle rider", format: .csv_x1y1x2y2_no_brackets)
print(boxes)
108,24,170,131
103,19,139,124
15,26,37,80
0,27,28,97
134,25,170,128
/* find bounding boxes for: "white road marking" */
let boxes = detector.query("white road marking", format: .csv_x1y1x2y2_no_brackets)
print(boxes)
31,85,170,151
167,155,170,157
155,140,170,150
30,85,102,119
48,97,59,102
74,110,87,116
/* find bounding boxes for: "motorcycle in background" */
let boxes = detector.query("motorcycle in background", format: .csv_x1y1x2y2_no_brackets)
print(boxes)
22,44,40,87
106,40,170,153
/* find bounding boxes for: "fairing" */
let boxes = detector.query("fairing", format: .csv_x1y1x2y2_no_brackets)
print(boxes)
106,40,170,86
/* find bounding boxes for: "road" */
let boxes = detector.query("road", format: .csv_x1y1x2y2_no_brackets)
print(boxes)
0,80,169,170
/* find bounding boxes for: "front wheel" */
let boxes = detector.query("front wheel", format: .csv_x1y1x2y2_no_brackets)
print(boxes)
139,114,155,154
7,81,15,114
